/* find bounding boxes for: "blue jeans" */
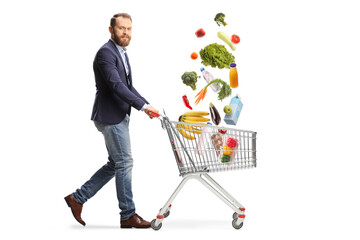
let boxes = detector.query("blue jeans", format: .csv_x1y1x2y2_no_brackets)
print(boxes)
72,115,135,220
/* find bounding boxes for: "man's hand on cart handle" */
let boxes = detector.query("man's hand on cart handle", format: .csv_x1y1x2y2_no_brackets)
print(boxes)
145,106,160,119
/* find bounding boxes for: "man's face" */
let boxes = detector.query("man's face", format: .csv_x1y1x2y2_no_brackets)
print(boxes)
110,17,132,47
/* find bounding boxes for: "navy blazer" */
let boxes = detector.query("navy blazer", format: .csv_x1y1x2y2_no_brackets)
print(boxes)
91,40,149,124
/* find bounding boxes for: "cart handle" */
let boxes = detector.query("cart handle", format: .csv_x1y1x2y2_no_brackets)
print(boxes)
148,111,161,118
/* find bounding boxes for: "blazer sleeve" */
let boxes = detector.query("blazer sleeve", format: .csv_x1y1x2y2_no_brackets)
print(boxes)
95,48,146,111
131,86,149,105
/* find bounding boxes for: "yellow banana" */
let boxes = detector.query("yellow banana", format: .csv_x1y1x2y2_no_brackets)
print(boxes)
182,116,210,122
176,124,195,140
182,124,202,134
182,119,207,125
186,124,202,131
183,111,209,117
192,126,202,131
185,129,201,135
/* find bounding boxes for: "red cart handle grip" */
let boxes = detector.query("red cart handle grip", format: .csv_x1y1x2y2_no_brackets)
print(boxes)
148,111,160,117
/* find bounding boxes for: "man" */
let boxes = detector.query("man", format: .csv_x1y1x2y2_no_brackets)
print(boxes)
65,13,159,229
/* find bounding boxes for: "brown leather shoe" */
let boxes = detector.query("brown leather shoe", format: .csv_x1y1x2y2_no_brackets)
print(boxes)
64,194,86,226
120,213,151,228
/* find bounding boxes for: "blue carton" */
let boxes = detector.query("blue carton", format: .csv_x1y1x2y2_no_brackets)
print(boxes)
224,95,243,125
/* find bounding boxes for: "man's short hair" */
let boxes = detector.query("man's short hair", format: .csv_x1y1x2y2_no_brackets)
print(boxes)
110,13,132,28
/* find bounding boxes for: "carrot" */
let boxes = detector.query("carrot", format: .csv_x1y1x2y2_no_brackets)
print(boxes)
195,90,203,105
194,88,208,105
195,91,202,105
195,90,202,98
194,79,231,105
202,88,207,102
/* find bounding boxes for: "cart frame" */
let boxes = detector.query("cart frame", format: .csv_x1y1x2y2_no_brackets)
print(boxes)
151,113,257,230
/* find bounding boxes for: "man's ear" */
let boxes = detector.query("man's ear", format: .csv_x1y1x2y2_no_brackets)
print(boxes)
109,26,113,35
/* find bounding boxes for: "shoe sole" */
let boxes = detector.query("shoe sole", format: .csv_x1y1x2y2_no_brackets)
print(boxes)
120,225,133,228
121,225,151,228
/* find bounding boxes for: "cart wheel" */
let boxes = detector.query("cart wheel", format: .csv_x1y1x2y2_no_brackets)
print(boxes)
151,219,162,231
232,219,243,229
232,212,238,219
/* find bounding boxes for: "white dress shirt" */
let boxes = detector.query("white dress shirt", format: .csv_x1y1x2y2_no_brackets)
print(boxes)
111,39,148,111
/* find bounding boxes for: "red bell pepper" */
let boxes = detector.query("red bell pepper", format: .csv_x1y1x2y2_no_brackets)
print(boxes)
182,95,193,110
195,28,206,38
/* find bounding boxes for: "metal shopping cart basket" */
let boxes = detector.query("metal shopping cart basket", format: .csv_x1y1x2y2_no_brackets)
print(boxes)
149,111,257,230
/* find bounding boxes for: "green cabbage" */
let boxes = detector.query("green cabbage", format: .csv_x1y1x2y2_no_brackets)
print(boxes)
199,43,235,69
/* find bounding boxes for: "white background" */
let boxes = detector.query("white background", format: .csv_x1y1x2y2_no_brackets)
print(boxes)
1,0,359,239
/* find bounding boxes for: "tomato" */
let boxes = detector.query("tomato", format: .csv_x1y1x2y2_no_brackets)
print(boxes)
226,137,237,148
231,34,240,44
218,129,227,134
195,28,206,38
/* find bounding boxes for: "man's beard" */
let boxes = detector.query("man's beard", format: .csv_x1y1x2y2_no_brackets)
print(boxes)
114,34,131,47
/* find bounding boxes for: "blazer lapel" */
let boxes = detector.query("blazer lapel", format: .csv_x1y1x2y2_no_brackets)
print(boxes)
108,40,129,86
108,39,122,60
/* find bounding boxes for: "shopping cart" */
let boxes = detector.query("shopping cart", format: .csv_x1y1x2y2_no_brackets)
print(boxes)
148,111,257,230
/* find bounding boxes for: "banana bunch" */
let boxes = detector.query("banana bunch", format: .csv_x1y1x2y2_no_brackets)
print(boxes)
176,111,210,140
179,111,210,124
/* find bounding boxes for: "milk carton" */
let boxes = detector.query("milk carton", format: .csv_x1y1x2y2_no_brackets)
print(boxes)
224,94,243,125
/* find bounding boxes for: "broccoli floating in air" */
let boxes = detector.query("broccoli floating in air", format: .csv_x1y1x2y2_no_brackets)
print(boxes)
214,13,227,27
181,71,200,90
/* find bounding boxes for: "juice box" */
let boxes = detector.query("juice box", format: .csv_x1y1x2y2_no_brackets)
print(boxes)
224,95,243,125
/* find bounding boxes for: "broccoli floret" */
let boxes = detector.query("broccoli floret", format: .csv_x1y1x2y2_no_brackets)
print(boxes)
181,71,199,90
214,13,227,27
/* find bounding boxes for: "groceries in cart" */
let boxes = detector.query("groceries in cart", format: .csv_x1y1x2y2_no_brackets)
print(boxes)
211,133,224,157
210,131,239,165
220,136,239,165
175,123,197,140
195,122,212,155
177,111,210,140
